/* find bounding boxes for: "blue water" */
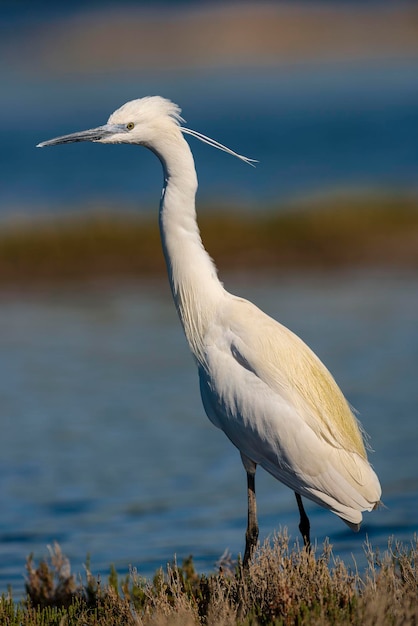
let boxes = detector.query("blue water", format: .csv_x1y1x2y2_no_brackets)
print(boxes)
2,59,418,215
0,270,417,596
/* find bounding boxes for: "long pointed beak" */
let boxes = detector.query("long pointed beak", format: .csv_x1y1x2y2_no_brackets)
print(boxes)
37,124,121,148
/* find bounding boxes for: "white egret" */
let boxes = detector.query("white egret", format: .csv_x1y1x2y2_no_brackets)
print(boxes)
37,96,381,564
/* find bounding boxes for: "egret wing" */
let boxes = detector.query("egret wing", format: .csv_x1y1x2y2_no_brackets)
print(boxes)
199,296,381,522
223,295,367,458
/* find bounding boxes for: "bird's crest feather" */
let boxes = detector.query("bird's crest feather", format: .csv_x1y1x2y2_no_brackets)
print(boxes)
108,96,185,126
181,127,257,167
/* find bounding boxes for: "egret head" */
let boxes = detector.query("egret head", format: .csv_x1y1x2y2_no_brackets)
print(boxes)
37,96,184,148
37,96,256,166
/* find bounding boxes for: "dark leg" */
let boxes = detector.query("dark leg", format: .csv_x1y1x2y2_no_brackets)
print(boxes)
243,471,259,566
295,492,310,548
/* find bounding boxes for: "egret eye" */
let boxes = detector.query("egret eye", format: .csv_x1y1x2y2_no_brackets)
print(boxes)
126,122,135,130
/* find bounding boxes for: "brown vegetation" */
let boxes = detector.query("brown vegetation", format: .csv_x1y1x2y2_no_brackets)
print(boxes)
7,3,418,78
1,533,417,625
0,195,417,289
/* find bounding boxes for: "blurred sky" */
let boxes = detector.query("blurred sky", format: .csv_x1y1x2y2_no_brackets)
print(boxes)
1,1,418,217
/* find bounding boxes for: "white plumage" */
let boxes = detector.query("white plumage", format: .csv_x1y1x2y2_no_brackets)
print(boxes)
38,96,381,563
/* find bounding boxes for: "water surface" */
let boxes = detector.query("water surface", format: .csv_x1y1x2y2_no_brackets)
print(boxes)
0,270,416,595
2,60,418,214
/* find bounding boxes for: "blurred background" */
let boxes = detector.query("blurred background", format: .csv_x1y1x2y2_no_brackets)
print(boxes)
0,0,417,595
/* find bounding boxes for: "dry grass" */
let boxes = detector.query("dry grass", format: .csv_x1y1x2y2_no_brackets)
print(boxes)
0,194,418,288
1,532,417,625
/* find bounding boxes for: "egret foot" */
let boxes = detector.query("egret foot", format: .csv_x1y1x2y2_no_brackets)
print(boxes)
295,492,311,548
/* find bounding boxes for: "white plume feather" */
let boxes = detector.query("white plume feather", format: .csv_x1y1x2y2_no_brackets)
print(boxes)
181,127,257,167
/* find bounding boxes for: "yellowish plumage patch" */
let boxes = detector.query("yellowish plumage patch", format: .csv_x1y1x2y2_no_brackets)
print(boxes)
226,297,367,459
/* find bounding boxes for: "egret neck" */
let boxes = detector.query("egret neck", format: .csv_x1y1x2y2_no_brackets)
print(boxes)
156,131,224,364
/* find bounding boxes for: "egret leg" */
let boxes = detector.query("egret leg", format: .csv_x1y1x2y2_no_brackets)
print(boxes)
295,492,310,548
243,470,259,566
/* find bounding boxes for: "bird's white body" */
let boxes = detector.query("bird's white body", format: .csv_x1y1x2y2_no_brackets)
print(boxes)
38,96,381,547
199,297,380,528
